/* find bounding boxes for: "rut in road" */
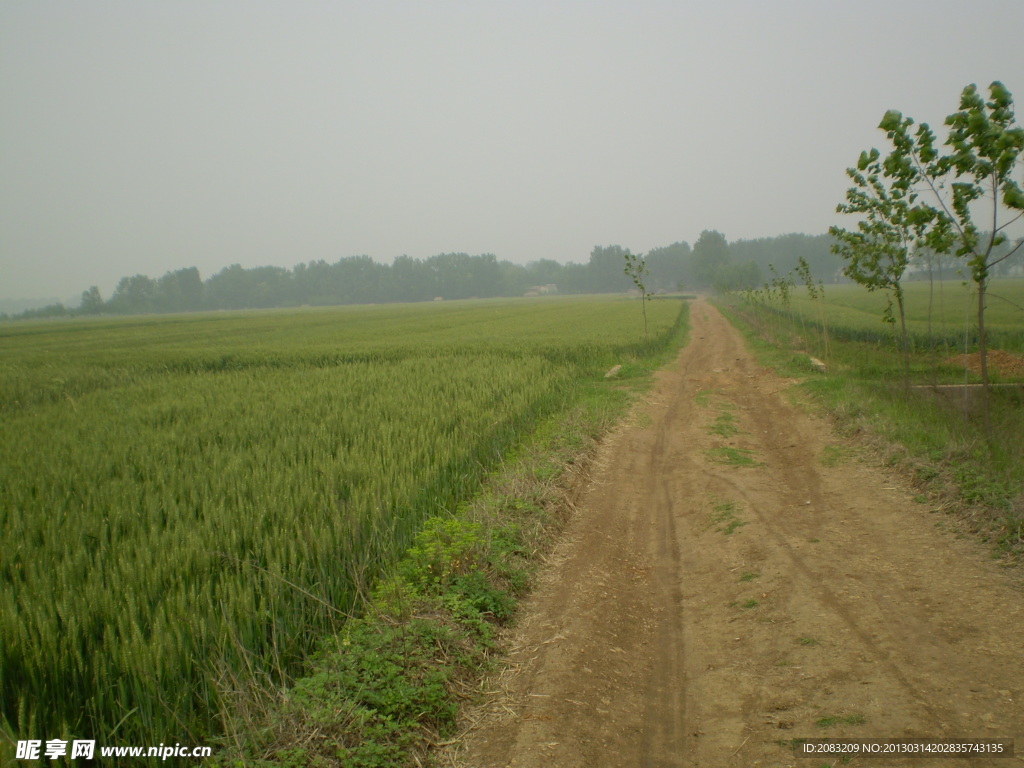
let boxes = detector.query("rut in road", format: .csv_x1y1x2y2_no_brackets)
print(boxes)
444,300,1024,768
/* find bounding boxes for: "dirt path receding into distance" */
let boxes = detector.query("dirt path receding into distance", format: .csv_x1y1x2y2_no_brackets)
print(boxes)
444,300,1024,768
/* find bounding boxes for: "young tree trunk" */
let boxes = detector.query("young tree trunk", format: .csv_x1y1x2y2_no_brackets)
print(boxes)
897,291,910,390
927,255,937,386
817,291,831,370
977,276,991,433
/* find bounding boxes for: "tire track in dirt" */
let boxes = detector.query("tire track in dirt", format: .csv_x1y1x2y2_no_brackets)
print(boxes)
444,300,1024,768
637,344,689,768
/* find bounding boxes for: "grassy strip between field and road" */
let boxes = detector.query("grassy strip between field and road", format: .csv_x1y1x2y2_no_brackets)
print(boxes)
715,280,1023,564
209,300,690,767
0,296,689,766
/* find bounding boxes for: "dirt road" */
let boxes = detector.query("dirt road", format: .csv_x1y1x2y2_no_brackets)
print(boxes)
447,300,1024,768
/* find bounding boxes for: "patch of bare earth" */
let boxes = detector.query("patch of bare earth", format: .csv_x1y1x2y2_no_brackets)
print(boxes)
439,300,1024,768
945,350,1024,379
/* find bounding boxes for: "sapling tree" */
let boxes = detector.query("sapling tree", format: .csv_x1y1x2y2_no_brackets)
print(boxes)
737,285,768,336
623,250,651,340
767,264,795,345
830,146,928,387
877,82,1024,403
796,256,830,367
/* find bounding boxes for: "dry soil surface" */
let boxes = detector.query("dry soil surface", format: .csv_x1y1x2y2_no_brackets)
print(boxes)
443,300,1024,768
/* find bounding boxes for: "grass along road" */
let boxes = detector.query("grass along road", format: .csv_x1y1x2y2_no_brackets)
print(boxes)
444,299,1024,768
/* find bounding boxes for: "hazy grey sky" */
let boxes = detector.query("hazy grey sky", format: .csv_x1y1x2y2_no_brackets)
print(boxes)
2,0,1022,302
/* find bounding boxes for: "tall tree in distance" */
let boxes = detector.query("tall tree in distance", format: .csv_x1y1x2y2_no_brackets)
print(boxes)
691,230,729,289
645,241,691,291
157,267,204,312
79,286,104,315
589,245,630,293
109,274,158,314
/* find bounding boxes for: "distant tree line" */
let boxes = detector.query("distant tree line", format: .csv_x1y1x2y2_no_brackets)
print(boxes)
5,232,885,320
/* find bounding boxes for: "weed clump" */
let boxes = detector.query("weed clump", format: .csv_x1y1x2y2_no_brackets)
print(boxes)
212,514,525,767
